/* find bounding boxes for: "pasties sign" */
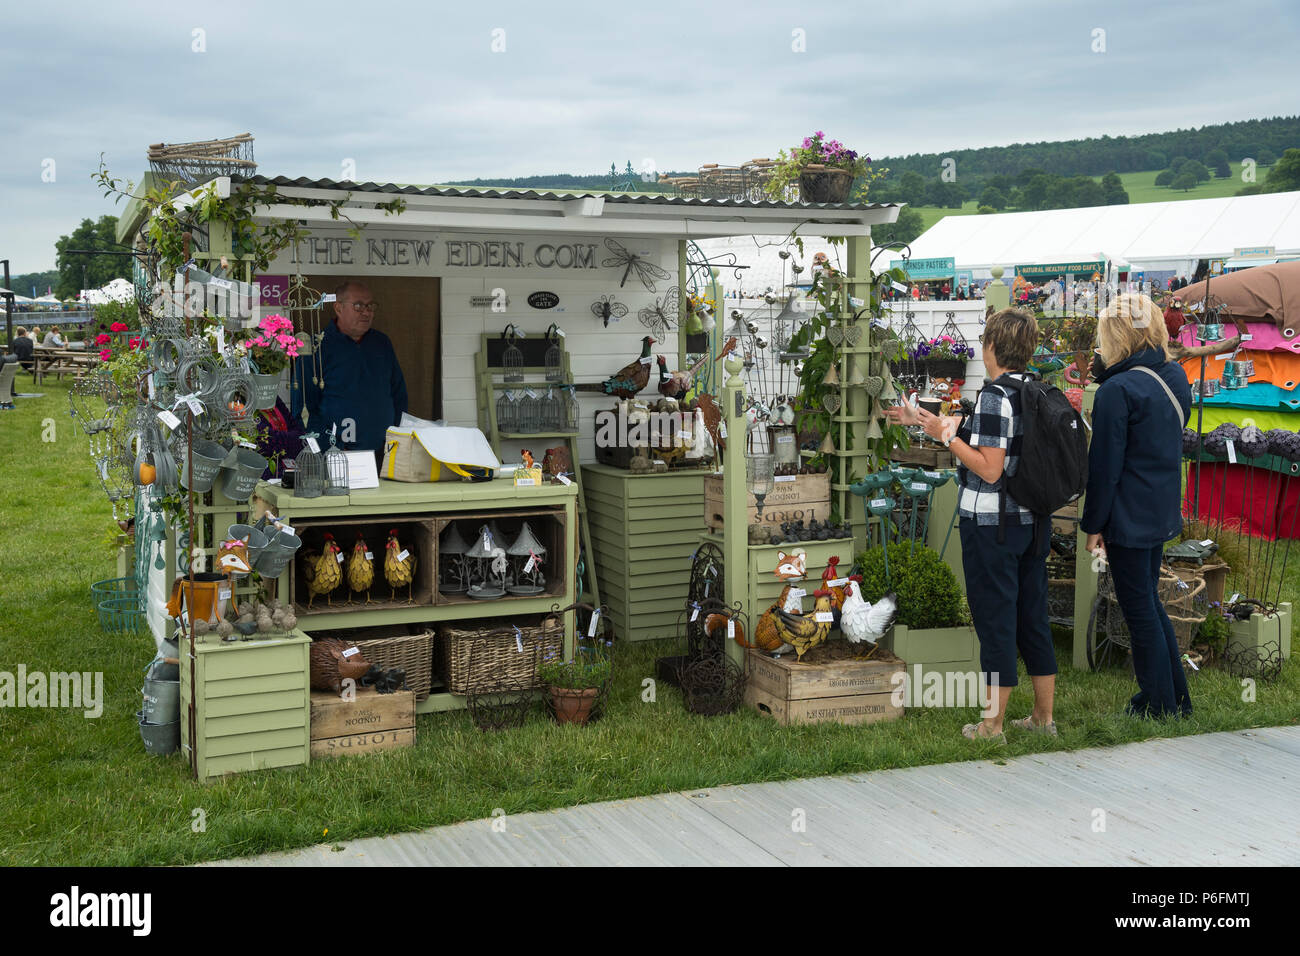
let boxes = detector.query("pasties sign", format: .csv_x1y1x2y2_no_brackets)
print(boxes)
292,235,630,272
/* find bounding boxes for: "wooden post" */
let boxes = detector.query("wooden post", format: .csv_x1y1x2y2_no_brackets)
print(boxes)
984,265,1010,313
678,239,689,372
722,353,747,664
844,237,873,554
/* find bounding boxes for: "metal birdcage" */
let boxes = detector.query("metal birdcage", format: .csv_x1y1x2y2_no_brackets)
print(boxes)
517,393,541,433
540,387,564,431
544,324,564,383
560,385,579,432
438,523,471,595
506,521,548,596
323,430,349,496
496,390,519,433
146,133,256,187
294,434,326,498
502,325,525,383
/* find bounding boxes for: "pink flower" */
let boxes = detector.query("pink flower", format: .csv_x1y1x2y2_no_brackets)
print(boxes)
95,333,111,346
98,348,112,362
110,321,128,333
128,337,141,350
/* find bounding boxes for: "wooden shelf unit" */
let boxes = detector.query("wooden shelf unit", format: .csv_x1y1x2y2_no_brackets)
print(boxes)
254,478,579,714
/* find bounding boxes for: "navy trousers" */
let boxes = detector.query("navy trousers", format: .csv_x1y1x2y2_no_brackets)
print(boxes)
1106,543,1193,718
959,516,1057,688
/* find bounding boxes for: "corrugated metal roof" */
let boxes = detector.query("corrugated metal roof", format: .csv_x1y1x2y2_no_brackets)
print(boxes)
236,175,898,213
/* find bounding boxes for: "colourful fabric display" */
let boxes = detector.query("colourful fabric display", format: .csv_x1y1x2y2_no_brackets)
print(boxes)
1174,322,1300,354
1185,406,1300,433
1181,350,1300,391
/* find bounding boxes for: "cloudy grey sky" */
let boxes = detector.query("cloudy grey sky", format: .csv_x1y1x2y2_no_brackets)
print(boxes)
2,0,1297,273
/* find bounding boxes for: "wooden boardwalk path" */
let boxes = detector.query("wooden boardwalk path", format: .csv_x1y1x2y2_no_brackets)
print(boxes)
209,727,1300,866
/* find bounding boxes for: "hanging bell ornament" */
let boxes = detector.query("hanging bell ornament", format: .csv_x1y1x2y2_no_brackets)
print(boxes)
791,263,804,274
820,433,835,453
866,417,884,440
824,363,841,386
778,250,791,260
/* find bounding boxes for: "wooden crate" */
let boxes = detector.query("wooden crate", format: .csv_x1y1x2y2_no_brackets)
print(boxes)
704,472,831,532
583,464,706,642
180,631,311,781
890,444,955,468
434,507,567,606
291,516,435,612
744,646,904,726
310,686,415,759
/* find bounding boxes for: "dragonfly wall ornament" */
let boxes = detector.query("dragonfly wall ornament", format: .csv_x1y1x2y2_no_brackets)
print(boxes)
638,286,681,338
603,238,672,291
591,294,628,328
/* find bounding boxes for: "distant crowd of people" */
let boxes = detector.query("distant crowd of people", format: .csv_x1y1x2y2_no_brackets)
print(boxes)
5,325,83,371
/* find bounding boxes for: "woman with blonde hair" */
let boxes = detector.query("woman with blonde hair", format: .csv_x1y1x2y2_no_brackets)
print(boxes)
1081,293,1193,718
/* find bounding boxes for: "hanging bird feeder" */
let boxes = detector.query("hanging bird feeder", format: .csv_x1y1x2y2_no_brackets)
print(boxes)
466,524,507,600
506,521,548,596
746,452,775,518
438,523,471,595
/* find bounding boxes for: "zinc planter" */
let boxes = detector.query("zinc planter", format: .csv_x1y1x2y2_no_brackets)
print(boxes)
250,372,281,411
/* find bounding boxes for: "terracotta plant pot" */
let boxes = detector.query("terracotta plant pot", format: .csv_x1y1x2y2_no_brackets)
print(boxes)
549,686,599,725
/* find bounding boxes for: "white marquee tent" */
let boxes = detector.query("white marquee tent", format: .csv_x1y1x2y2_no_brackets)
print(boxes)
905,190,1300,278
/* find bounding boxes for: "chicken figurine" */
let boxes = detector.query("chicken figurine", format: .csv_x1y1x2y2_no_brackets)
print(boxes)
384,528,418,604
840,579,899,655
346,531,375,605
573,335,656,399
821,555,850,612
301,533,344,609
771,589,836,660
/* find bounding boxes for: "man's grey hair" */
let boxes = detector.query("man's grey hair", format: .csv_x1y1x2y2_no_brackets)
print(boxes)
335,280,370,302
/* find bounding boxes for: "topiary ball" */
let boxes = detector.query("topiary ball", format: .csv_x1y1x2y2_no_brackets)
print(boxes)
1182,428,1202,458
1267,428,1300,462
1202,422,1241,458
1238,425,1269,459
853,542,964,631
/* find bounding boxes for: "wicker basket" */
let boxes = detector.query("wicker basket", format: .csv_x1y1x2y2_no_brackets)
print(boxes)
1096,567,1207,652
351,630,436,700
441,616,563,695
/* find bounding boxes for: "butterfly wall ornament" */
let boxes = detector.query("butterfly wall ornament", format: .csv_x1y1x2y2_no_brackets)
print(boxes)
638,286,680,338
591,294,628,328
602,238,672,291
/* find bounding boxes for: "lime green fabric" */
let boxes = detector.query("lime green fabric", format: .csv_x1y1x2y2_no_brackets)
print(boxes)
1187,406,1300,432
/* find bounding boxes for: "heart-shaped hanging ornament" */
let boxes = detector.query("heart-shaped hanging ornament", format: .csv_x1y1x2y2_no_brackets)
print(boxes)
822,392,842,415
827,326,844,347
863,375,884,397
843,325,864,347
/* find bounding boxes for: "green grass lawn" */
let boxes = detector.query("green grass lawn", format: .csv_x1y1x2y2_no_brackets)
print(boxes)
1,378,1297,866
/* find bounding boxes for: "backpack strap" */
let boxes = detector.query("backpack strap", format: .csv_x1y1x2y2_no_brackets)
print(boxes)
1131,366,1186,428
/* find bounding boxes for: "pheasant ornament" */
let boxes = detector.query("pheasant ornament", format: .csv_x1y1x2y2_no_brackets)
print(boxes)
573,335,656,399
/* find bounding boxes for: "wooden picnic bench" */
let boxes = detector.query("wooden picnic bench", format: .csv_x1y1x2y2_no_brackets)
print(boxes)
32,348,98,384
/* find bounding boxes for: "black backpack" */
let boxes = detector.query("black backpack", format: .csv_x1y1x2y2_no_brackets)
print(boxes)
996,375,1089,519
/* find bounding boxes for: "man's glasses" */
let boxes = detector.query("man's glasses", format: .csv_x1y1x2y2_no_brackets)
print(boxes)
348,302,377,313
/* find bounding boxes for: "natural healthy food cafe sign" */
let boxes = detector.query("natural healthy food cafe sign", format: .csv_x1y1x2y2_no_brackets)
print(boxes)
890,256,955,280
1014,260,1105,280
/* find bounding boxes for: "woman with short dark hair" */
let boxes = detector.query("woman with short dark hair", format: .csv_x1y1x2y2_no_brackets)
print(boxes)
887,308,1057,743
1082,293,1193,718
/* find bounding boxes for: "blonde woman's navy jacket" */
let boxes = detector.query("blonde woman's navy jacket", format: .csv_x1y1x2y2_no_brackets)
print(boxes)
1080,347,1192,548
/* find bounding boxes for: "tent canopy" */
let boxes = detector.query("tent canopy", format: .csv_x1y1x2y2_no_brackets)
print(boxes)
1173,260,1300,330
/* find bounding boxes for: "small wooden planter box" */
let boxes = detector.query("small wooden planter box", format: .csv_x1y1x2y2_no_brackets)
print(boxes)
890,444,954,469
880,624,982,709
743,645,904,726
704,472,830,532
180,630,312,781
310,686,415,759
1225,601,1292,661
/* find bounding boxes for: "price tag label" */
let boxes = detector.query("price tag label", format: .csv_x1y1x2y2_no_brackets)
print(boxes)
690,604,700,622
789,588,806,600
280,524,295,536
342,646,360,658
157,409,181,430
515,477,537,486
814,611,834,623
870,498,888,509
306,436,320,454
238,440,258,450
1200,539,1213,547
1229,592,1240,603
727,619,735,640
1226,439,1237,464
719,423,728,439
639,356,652,365
397,549,410,562
825,578,848,588
653,459,666,466
775,474,797,482
776,434,794,444
147,374,156,399
209,276,235,291
1214,352,1228,362
525,553,537,573
924,470,941,479
1184,655,1200,671
186,397,204,417
588,608,601,638
1241,333,1253,341
911,482,928,492
215,326,227,352
364,551,373,560
218,586,231,601
555,328,565,338
515,628,524,653
555,473,572,486
336,552,345,563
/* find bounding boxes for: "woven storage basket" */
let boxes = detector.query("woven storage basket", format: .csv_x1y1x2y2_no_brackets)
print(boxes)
441,616,563,695
1097,567,1206,651
351,630,436,700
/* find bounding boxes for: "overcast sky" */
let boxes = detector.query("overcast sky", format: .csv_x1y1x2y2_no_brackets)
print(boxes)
2,0,1297,274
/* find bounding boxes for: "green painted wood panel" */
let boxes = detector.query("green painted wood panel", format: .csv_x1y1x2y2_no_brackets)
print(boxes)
203,707,307,740
201,746,309,776
204,690,306,719
203,726,312,758
205,672,305,698
202,643,308,681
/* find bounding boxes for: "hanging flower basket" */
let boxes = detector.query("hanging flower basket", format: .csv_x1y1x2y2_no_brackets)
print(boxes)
799,166,854,204
926,357,968,379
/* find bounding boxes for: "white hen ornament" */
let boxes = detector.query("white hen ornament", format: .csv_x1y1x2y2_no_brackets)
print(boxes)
840,580,899,648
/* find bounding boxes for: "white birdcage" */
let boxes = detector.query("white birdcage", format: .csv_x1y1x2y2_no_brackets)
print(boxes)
294,434,325,498
323,429,349,496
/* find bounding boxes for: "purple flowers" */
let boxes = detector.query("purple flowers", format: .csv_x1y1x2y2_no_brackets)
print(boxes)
794,132,869,169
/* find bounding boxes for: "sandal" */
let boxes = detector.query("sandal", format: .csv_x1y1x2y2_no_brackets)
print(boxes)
961,722,1006,745
1010,715,1058,737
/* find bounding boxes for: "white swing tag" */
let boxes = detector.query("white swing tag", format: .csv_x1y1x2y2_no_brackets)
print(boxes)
719,423,728,439
306,436,320,454
690,604,700,622
825,579,848,588
1200,539,1213,547
870,498,888,509
157,409,181,430
911,482,928,492
342,646,360,658
727,619,736,640
525,553,537,573
588,608,601,637
1226,439,1237,464
364,551,373,560
397,549,410,562
556,473,572,486
1229,592,1240,603
336,552,345,563
186,397,204,417
814,611,834,623
639,356,652,365
218,586,231,601
1184,655,1200,671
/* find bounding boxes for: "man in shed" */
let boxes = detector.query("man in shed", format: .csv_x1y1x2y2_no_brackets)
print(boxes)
291,280,407,462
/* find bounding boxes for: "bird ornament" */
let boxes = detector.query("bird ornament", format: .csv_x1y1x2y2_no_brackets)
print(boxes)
384,528,418,604
573,335,656,398
302,533,344,609
840,579,899,653
346,531,375,604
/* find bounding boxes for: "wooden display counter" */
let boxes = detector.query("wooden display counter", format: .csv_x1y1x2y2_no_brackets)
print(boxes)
582,463,708,642
252,477,579,714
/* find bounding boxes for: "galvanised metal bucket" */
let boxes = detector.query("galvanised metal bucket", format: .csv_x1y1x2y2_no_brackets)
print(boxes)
137,710,180,756
253,528,302,578
180,440,228,492
219,448,269,501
